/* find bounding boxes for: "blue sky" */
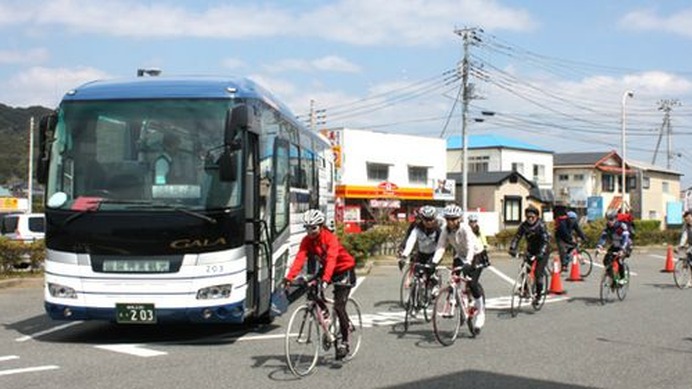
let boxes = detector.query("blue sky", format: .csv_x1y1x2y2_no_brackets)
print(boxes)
2,0,692,186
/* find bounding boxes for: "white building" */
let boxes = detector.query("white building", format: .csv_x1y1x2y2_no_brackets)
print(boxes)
446,134,554,190
321,128,450,230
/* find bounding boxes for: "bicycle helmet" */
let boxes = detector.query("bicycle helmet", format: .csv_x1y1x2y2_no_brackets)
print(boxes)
567,211,577,220
524,205,539,216
419,205,437,220
605,209,618,221
443,204,463,219
468,214,479,222
302,209,326,226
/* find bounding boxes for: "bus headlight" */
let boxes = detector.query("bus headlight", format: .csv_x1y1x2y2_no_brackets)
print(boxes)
196,284,232,300
48,283,77,299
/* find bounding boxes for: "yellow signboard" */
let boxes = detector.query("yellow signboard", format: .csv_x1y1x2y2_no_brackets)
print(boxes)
0,197,19,210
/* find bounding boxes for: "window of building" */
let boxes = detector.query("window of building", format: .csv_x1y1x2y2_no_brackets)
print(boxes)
367,162,389,181
469,155,489,173
663,181,670,193
642,176,650,189
558,174,569,182
504,196,522,224
533,164,545,182
626,176,637,191
573,174,585,181
601,174,615,192
408,166,428,184
511,162,524,175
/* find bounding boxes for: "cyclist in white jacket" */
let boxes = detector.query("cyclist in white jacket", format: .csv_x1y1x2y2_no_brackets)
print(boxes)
432,204,487,332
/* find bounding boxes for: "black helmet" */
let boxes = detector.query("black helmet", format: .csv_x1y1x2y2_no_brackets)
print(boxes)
524,205,539,216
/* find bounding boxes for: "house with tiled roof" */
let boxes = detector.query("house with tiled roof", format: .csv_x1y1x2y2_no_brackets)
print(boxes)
554,150,682,225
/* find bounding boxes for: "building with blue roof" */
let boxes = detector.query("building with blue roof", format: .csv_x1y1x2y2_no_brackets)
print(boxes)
446,134,554,190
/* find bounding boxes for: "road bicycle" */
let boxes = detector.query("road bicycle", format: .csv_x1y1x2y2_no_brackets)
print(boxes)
568,242,593,278
284,275,363,377
597,249,630,304
510,253,549,317
402,262,437,332
432,266,485,346
673,247,692,289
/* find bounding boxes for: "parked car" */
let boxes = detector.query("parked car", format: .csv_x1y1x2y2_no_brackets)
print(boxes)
0,213,45,242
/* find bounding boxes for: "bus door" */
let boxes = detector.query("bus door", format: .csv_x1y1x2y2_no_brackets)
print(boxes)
244,131,272,319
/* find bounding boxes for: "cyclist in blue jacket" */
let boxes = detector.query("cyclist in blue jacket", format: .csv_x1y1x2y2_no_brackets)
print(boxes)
596,210,632,285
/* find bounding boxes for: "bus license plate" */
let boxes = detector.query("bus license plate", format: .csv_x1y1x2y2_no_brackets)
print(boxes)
116,303,157,324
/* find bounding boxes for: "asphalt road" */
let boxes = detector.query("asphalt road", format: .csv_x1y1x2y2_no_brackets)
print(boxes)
1,247,691,389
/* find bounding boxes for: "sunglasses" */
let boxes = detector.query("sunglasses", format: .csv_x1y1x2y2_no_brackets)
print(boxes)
422,217,436,222
304,225,320,233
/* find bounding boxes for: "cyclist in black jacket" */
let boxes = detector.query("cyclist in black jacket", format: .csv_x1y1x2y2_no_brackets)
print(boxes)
508,206,551,302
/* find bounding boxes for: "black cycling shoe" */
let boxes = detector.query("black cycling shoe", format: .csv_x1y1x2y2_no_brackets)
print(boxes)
335,344,349,360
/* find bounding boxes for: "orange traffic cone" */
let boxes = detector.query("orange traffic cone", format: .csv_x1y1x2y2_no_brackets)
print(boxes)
661,245,675,273
549,256,566,294
567,255,583,282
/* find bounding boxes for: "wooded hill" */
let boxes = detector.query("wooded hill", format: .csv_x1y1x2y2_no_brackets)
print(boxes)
0,103,54,188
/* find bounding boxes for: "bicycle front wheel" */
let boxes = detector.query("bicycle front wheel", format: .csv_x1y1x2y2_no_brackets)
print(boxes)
285,305,321,377
399,264,413,308
510,273,527,317
403,280,418,332
331,297,363,361
432,286,461,346
674,260,691,289
600,271,615,305
578,250,593,278
617,263,630,301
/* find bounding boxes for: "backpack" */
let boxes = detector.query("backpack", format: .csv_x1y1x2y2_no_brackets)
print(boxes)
617,213,635,239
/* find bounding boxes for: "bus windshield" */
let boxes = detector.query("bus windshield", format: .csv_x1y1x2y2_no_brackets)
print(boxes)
45,99,243,212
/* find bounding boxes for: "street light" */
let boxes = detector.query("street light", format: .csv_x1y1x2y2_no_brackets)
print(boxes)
621,90,634,208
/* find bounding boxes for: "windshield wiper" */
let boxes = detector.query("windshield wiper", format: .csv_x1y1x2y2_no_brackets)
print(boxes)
63,199,217,225
123,202,217,224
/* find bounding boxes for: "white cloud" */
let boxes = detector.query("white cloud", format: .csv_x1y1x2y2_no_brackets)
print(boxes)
6,0,535,46
1,66,110,107
0,48,49,64
620,8,692,38
220,58,247,71
263,56,360,74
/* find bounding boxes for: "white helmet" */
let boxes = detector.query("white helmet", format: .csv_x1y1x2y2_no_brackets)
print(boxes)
302,209,326,227
419,205,437,220
443,204,463,219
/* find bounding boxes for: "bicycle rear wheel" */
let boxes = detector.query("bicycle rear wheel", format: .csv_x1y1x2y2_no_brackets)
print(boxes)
616,263,630,301
510,273,527,317
331,297,363,361
674,260,691,289
285,305,320,377
578,249,593,278
432,286,461,346
600,271,615,305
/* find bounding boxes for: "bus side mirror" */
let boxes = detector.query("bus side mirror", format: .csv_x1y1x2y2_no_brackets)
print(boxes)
218,147,238,182
36,112,57,184
225,105,249,147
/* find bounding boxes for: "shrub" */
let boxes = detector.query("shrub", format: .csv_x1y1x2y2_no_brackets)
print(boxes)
0,237,45,274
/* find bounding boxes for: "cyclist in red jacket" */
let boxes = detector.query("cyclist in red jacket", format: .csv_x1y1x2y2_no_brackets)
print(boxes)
285,209,357,360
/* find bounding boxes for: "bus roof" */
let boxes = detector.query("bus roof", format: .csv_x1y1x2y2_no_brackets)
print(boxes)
62,76,296,119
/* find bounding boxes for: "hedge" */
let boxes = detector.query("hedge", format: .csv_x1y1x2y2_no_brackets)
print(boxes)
0,237,45,275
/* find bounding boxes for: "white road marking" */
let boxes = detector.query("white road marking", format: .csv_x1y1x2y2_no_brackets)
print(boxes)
0,365,59,377
94,344,167,357
487,265,516,285
16,321,83,342
0,355,19,362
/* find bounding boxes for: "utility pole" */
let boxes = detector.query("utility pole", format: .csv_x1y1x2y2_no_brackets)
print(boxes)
307,99,326,131
27,116,34,213
652,99,680,168
454,27,481,212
